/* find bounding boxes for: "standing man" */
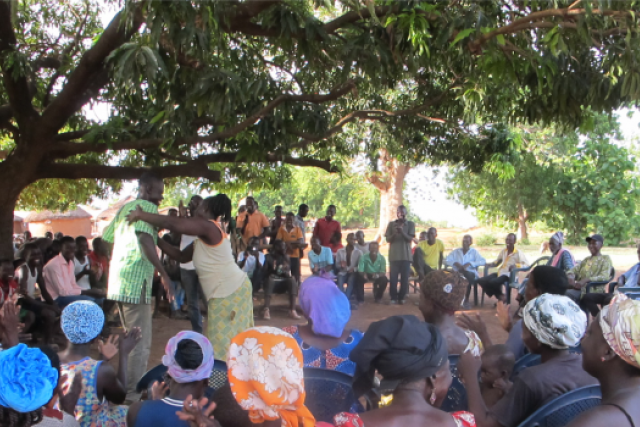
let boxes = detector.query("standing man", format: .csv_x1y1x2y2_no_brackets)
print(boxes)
295,204,309,258
178,195,204,333
269,205,284,244
384,205,415,305
413,227,445,280
445,234,486,308
276,212,305,285
103,172,174,402
313,205,341,254
236,196,270,251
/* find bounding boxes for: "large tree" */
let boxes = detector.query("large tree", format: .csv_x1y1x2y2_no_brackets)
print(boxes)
1,0,640,258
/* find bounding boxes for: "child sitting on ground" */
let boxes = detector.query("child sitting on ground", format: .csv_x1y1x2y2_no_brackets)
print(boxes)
58,301,141,427
479,344,515,407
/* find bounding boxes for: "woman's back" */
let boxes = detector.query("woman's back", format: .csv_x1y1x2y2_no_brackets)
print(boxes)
283,325,363,374
192,222,246,299
60,357,127,427
132,398,189,427
335,407,468,427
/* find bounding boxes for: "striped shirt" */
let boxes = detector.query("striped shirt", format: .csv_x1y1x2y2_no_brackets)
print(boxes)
103,200,158,304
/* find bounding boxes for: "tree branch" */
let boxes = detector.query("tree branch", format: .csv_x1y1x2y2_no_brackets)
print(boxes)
49,81,357,158
53,130,92,141
40,5,145,135
37,161,221,181
469,7,632,52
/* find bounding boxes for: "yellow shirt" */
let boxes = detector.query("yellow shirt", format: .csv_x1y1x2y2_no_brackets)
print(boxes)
276,225,303,258
418,239,445,269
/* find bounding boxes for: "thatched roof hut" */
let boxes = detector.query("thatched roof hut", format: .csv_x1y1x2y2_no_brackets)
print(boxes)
25,208,92,238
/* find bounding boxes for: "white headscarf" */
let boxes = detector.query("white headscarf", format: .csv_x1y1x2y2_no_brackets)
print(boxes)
523,294,587,349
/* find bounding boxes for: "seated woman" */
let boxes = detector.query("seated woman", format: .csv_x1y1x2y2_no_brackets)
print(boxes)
565,294,640,427
333,315,475,427
420,270,482,355
262,239,300,320
127,331,214,427
517,232,574,300
126,194,254,359
282,276,363,375
226,326,332,427
58,301,142,427
459,294,596,427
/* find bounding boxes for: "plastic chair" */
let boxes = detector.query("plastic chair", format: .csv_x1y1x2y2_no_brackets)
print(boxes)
585,266,615,293
208,359,228,391
441,355,468,412
509,256,551,291
303,367,363,423
136,363,168,394
516,385,602,427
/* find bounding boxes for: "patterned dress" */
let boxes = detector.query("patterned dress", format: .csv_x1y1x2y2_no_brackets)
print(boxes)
60,357,127,427
282,326,364,375
333,411,476,427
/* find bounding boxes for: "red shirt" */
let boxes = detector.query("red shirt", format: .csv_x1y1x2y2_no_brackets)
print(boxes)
0,278,18,305
313,217,342,253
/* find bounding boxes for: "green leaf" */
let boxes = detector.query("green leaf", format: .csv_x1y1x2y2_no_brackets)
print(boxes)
451,28,474,46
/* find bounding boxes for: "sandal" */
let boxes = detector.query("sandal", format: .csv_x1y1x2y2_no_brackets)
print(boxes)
290,309,301,319
263,308,271,320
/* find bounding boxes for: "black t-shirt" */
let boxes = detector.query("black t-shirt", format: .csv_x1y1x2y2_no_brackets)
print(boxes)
491,353,597,427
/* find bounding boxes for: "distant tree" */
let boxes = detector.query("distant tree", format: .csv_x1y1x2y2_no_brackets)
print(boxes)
448,113,640,244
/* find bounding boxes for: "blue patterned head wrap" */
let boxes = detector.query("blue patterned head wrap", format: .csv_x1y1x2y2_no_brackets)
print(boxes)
61,301,105,344
0,344,59,412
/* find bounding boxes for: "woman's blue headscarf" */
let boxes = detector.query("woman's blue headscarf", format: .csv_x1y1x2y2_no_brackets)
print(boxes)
0,344,58,412
299,276,351,338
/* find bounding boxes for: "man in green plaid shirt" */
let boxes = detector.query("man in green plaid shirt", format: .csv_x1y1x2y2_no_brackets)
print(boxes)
102,172,173,401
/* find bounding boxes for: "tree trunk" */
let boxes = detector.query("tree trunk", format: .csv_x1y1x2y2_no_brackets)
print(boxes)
367,149,411,241
517,203,528,240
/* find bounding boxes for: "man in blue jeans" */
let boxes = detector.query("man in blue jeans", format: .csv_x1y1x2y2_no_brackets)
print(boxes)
384,205,415,305
335,233,362,308
178,195,204,333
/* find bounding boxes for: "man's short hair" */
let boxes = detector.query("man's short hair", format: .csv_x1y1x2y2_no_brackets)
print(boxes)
191,195,203,202
286,212,295,217
507,233,517,242
139,171,162,187
328,204,336,209
60,236,75,246
299,204,309,210
75,236,88,244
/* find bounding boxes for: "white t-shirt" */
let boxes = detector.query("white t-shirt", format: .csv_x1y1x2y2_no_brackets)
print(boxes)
180,235,196,270
16,265,40,298
74,257,92,290
237,251,265,275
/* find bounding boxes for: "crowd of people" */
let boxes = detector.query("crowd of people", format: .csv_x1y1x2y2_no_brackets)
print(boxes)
2,172,640,427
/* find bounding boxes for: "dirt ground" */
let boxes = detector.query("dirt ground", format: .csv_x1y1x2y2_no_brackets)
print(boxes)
145,256,509,368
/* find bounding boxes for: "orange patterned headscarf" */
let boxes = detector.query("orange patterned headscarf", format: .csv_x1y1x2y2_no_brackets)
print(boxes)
600,293,640,369
227,327,316,427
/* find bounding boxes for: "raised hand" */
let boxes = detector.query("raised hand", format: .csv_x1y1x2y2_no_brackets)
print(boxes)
495,301,512,332
0,301,20,348
120,326,142,355
125,205,144,224
179,200,188,218
98,335,120,361
457,313,487,338
176,395,218,427
151,381,169,400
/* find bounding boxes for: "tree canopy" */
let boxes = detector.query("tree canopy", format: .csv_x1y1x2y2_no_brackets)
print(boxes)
448,112,640,244
2,0,640,256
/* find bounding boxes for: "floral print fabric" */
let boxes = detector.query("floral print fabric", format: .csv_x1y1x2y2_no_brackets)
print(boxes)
333,411,476,427
227,326,316,427
600,293,640,369
60,357,127,427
